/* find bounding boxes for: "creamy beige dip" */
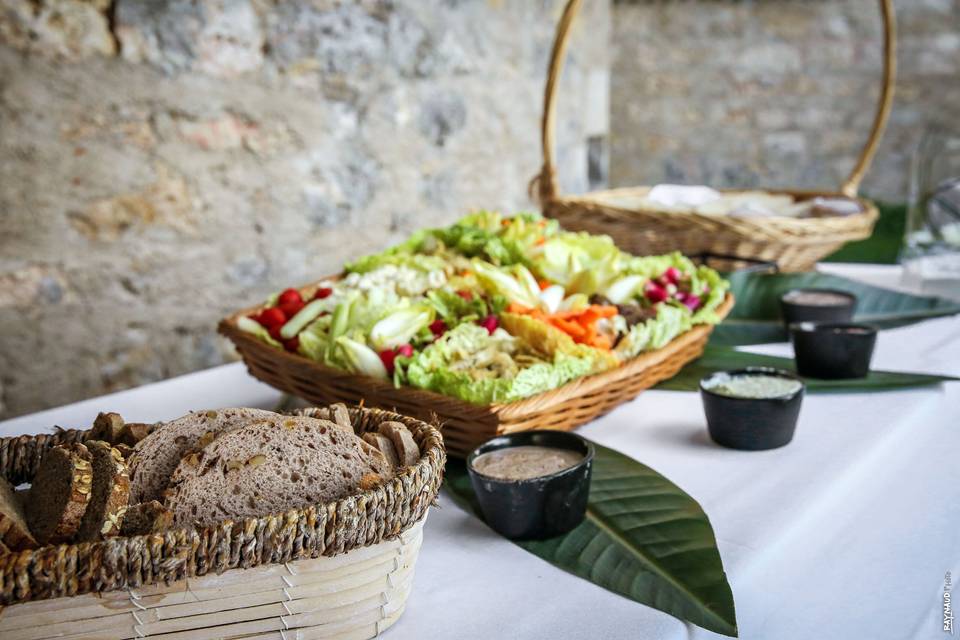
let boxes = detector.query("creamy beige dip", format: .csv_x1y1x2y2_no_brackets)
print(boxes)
782,290,851,306
471,446,584,481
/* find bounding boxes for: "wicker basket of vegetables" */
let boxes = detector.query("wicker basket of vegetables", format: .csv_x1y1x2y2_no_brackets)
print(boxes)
220,212,733,456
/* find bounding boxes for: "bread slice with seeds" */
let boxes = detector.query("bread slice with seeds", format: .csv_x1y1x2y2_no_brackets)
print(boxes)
75,441,130,541
120,501,172,536
362,432,400,468
128,408,280,504
378,421,420,467
0,478,36,551
164,415,393,529
26,443,93,545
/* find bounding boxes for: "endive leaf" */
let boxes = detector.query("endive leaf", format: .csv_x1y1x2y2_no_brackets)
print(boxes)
445,443,737,637
656,346,960,392
712,271,960,346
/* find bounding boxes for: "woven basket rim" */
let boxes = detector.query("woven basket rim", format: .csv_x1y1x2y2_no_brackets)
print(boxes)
0,406,445,605
548,187,880,239
219,286,734,419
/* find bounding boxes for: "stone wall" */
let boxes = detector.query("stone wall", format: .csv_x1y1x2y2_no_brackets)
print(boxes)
609,0,960,201
0,0,610,418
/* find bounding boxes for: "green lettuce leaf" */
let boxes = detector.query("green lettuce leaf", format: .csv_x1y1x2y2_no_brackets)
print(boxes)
405,323,598,404
237,316,282,348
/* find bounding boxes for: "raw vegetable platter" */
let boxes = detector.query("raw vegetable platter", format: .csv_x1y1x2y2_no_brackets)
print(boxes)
220,212,733,455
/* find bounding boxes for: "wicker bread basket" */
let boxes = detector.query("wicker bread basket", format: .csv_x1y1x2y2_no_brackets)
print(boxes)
534,0,897,272
219,280,734,458
0,406,445,639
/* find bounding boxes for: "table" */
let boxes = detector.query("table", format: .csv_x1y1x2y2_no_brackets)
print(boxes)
2,265,958,640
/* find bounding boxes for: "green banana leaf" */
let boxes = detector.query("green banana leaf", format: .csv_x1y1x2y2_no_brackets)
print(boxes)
656,345,959,392
712,271,960,346
823,201,906,265
445,443,738,637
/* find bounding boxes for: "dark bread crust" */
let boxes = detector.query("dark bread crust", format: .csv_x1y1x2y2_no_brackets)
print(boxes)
89,412,125,444
27,443,93,545
379,422,420,467
119,500,172,536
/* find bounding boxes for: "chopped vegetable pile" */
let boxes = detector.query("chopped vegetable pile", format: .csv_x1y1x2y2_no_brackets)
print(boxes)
238,212,729,404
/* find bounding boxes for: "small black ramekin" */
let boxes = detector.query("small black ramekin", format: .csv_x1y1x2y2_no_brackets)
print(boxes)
780,288,857,327
700,368,805,451
466,431,593,540
789,322,877,379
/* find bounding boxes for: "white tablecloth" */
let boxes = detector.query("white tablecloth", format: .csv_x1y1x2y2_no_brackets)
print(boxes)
2,265,958,640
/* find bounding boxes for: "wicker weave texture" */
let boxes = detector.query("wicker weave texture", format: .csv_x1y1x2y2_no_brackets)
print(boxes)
545,189,880,272
0,407,445,608
0,519,425,640
219,289,734,457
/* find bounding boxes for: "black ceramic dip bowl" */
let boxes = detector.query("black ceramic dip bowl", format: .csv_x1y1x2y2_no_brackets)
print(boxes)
780,288,857,327
700,367,805,451
467,431,593,540
789,322,877,379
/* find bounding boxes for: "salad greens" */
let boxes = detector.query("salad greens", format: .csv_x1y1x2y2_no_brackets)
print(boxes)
240,212,730,405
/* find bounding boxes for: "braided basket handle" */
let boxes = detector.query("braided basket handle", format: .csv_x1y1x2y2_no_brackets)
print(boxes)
535,0,897,202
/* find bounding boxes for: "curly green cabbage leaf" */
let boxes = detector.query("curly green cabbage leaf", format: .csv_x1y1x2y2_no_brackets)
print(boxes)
404,323,597,404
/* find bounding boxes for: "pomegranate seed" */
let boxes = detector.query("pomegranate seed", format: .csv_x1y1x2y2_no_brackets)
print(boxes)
396,344,414,358
456,289,473,301
259,307,287,328
645,282,668,303
313,287,333,300
278,288,303,306
379,349,397,376
429,319,448,337
283,336,300,352
478,315,498,335
279,300,305,318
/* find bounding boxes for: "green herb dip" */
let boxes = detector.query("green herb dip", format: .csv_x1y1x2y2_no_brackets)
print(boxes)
704,374,802,399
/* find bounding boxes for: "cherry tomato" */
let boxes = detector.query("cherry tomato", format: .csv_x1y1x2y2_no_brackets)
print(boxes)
279,300,305,318
277,288,303,306
258,307,287,328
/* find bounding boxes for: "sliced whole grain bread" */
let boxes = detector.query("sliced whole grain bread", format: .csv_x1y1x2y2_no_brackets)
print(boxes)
0,478,36,551
120,422,155,446
27,443,93,545
378,421,420,467
329,404,353,431
119,500,173,536
164,415,393,529
89,412,126,444
75,441,130,541
128,408,280,504
290,406,354,431
362,432,400,468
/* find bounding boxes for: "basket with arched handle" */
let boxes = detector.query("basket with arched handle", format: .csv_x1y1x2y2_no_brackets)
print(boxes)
534,0,896,272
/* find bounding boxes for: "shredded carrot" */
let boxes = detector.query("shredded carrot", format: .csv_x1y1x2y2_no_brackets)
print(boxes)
534,236,546,246
508,303,618,350
537,279,552,291
460,269,473,277
507,302,534,314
